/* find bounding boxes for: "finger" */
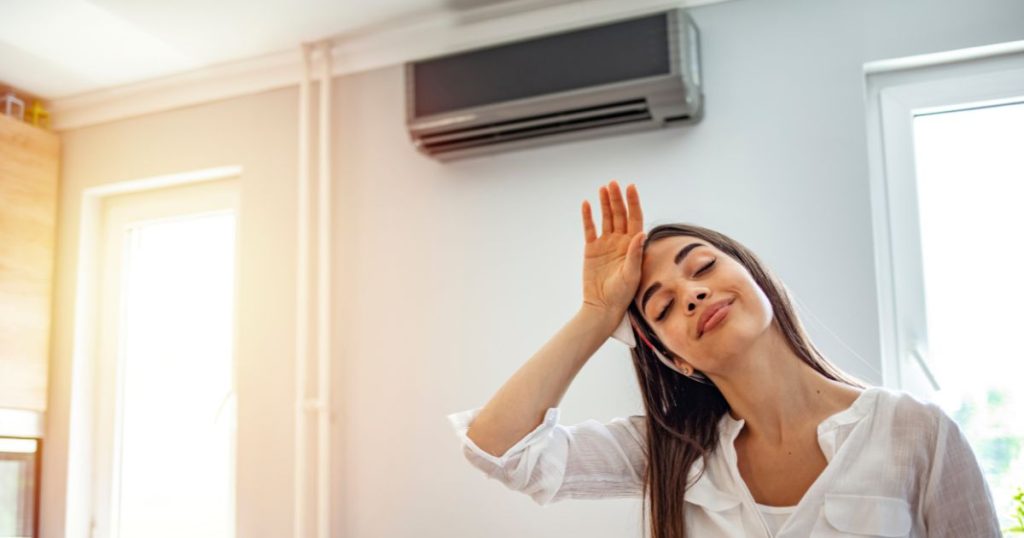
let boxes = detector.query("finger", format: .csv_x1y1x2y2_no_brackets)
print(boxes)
599,185,613,235
627,231,646,279
608,180,627,234
626,183,644,235
581,200,597,243
636,231,647,258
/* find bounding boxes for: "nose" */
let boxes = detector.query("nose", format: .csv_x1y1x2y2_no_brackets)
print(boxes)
686,290,708,314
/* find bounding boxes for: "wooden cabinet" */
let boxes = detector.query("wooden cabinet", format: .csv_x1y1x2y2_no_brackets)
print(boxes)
0,114,59,412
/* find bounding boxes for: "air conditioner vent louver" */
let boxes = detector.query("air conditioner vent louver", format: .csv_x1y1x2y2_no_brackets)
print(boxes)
418,99,651,154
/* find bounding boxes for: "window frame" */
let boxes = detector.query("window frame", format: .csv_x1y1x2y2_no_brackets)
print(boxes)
60,167,242,538
863,41,1024,398
95,182,240,538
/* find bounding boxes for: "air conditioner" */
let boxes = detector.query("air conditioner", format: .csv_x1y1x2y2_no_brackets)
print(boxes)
405,9,703,161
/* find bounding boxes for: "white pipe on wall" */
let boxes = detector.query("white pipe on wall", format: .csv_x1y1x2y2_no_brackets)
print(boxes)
315,39,333,538
294,39,333,538
294,42,313,538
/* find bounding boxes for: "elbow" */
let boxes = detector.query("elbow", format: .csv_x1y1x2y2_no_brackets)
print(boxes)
466,422,513,460
528,488,561,506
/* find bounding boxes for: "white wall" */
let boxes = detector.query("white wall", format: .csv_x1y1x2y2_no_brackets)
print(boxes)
46,0,1024,536
46,91,303,537
330,0,1024,535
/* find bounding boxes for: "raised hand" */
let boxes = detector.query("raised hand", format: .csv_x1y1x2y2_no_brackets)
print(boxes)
580,180,646,317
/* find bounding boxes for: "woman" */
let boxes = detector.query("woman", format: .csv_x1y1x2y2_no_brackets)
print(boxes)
448,181,1000,537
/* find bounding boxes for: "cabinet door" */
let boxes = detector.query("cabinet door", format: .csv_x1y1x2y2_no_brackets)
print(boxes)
0,114,59,412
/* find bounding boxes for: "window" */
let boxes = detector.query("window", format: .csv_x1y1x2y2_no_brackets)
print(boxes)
91,178,239,538
113,213,236,538
865,43,1024,532
0,437,39,538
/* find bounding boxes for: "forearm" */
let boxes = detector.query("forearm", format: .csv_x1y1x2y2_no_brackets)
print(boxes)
466,305,620,457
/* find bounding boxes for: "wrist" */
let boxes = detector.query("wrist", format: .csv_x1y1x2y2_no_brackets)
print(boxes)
577,303,623,333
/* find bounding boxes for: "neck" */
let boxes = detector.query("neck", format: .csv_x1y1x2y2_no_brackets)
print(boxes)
706,326,850,446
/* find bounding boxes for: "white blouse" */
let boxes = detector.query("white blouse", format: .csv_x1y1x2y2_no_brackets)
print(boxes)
447,386,1002,537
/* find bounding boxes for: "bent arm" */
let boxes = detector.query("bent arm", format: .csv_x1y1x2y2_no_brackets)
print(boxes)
450,407,646,504
466,305,620,457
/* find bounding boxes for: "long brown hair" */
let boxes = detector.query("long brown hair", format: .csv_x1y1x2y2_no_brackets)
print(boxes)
626,223,868,538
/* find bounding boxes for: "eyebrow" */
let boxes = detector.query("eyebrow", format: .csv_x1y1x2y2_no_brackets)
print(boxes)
639,242,706,317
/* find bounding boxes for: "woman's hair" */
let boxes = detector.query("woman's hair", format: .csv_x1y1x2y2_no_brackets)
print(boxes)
626,223,868,538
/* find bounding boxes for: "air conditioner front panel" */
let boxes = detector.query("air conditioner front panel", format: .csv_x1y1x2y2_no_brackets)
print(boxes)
410,13,672,119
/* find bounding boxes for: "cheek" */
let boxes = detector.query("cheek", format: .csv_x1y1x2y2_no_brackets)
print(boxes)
699,292,770,343
742,285,775,331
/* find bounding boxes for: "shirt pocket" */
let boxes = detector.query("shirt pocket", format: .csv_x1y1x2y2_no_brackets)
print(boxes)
685,479,743,512
811,493,913,537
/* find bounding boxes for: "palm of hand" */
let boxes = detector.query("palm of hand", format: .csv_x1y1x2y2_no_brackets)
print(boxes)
580,181,646,313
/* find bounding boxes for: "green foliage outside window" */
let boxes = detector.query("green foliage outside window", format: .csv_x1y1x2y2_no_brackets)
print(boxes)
950,387,1024,535
1003,486,1024,534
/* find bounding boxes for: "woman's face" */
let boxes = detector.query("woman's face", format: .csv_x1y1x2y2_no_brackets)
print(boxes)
633,235,774,374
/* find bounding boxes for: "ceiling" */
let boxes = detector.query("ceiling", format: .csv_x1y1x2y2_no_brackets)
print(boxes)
1,0,529,100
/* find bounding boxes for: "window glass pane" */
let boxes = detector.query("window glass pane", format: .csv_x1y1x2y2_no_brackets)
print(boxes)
912,100,1024,532
0,438,38,538
115,212,236,538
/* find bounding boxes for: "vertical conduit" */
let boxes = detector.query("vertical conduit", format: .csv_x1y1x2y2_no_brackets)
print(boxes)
315,40,333,538
295,39,333,538
294,42,313,538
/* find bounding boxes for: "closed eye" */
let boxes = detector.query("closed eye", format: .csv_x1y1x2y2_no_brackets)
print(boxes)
655,258,716,322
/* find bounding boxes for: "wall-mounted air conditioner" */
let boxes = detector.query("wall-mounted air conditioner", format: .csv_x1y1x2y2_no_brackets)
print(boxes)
405,9,703,161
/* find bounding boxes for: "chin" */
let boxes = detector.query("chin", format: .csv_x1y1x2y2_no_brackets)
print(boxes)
704,325,755,354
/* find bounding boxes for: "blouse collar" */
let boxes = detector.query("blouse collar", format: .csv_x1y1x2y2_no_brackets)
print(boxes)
716,386,882,444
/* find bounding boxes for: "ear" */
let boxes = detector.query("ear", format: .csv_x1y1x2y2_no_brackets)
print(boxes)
671,355,691,373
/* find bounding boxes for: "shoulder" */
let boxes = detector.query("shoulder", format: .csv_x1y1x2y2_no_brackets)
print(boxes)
872,386,949,445
882,386,944,419
610,414,647,445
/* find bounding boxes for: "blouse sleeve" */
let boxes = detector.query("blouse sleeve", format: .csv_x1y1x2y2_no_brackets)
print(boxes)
447,407,647,505
921,408,1002,537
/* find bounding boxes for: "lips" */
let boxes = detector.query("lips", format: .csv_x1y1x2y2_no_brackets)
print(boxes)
698,298,734,338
